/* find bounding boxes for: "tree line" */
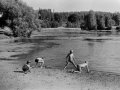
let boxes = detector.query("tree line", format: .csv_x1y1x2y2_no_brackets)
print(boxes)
38,9,120,30
0,0,120,38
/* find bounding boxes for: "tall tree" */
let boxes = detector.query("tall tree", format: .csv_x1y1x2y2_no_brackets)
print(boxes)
0,0,41,37
68,14,79,23
97,14,105,30
105,14,114,29
113,13,120,26
54,13,62,23
87,10,97,30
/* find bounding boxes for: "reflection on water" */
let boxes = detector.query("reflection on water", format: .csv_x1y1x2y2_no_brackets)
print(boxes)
16,32,120,74
14,38,45,43
12,38,60,62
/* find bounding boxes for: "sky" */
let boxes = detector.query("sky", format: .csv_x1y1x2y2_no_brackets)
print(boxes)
23,0,120,12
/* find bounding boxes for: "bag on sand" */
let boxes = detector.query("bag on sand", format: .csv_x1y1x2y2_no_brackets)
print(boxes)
22,64,29,72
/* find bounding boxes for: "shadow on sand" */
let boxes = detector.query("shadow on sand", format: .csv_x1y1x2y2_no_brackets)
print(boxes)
14,71,24,73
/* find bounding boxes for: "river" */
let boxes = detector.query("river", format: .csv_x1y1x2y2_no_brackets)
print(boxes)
15,31,120,74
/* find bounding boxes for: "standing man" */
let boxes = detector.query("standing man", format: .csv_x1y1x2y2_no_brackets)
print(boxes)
64,50,77,70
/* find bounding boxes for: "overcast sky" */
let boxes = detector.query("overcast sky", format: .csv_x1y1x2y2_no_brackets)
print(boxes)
23,0,120,12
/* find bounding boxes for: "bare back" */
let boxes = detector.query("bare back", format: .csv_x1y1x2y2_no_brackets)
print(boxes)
67,53,74,62
64,50,77,70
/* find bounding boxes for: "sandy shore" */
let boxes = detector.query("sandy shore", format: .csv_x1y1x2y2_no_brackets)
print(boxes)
0,35,120,90
1,60,120,90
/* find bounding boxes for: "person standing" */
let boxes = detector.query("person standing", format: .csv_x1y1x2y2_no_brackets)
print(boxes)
64,50,77,70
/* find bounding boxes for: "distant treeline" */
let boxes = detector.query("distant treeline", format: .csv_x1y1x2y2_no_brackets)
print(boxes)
38,9,120,30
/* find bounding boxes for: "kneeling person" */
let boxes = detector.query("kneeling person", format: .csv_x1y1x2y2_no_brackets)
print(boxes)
35,57,44,68
77,61,89,73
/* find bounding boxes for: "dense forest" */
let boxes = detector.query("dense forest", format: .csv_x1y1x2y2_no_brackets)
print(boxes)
38,9,120,30
0,0,120,38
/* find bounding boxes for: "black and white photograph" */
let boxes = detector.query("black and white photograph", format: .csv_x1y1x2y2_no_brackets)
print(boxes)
0,0,120,90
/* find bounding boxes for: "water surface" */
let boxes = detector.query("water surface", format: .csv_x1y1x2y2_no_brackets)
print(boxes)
16,32,120,74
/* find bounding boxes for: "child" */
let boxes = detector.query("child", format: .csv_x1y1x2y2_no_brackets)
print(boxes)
22,61,31,74
35,57,44,68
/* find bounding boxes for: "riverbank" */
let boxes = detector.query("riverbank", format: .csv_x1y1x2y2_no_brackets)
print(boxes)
1,60,120,90
0,31,120,90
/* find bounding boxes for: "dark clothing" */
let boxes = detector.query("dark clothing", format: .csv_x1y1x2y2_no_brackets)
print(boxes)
22,64,30,72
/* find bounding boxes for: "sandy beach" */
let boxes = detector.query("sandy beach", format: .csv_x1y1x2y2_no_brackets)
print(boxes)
0,33,120,90
1,59,120,90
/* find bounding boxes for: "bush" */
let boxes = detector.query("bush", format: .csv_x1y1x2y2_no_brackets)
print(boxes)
51,21,59,28
68,14,79,23
66,22,80,28
41,20,51,28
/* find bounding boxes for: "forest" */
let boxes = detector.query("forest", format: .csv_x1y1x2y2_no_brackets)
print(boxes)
0,0,120,38
38,9,120,30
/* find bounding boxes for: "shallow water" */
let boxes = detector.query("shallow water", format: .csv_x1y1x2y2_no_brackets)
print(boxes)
16,32,120,74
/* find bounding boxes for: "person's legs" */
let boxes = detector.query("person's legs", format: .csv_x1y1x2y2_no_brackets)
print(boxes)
37,62,40,67
28,69,31,73
76,65,80,71
35,62,38,67
40,62,44,68
73,65,82,73
86,65,89,73
64,61,69,70
77,65,82,73
70,61,77,69
77,65,82,72
24,71,27,74
24,69,31,74
23,69,27,74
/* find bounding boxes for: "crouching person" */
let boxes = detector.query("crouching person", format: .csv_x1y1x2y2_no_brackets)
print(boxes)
77,61,89,73
22,61,31,74
35,57,44,68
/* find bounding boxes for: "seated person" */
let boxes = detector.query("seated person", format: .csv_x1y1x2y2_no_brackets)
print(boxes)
76,61,89,73
22,61,31,74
